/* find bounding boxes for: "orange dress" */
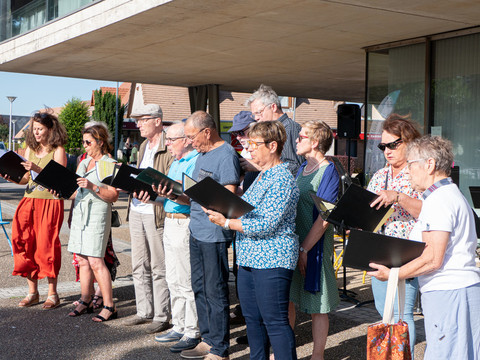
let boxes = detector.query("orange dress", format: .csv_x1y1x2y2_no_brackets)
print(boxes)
11,150,64,279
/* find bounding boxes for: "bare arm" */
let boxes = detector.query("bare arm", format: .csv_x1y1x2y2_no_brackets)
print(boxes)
370,189,422,218
297,216,330,277
368,230,449,281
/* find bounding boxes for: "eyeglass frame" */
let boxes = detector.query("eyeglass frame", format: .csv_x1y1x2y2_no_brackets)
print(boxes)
231,129,248,137
377,138,403,151
185,128,207,141
297,134,309,142
246,139,270,150
252,103,273,117
165,136,185,143
134,117,157,125
82,139,96,146
406,158,425,168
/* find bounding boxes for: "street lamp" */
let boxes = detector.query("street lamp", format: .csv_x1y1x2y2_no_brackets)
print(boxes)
6,96,17,151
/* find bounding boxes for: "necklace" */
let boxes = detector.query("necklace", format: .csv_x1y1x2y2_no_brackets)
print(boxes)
303,158,327,175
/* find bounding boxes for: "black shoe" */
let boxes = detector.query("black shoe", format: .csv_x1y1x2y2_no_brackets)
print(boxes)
68,297,93,317
170,336,200,353
236,335,248,345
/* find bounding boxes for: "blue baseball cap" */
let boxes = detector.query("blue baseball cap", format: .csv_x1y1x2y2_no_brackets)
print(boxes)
228,111,255,132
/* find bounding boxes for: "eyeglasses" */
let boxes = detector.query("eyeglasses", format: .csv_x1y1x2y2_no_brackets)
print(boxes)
246,139,269,150
232,129,247,137
82,140,94,146
407,158,425,168
185,128,206,141
252,103,273,117
297,134,309,142
377,138,403,151
135,117,157,125
165,136,185,143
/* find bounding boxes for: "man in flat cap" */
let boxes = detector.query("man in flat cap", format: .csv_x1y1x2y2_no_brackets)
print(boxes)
124,104,173,334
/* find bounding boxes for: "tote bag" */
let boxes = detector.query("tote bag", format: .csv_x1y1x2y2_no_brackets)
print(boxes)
367,268,411,360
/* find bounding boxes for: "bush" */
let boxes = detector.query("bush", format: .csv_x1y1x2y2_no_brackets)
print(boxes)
58,98,89,155
91,89,125,144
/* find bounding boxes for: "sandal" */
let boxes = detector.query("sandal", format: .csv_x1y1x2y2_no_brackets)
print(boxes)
43,294,60,309
68,298,93,317
18,292,40,307
92,295,103,310
92,305,118,322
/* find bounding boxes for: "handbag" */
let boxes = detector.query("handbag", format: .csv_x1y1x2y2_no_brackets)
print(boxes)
111,207,121,228
367,268,411,360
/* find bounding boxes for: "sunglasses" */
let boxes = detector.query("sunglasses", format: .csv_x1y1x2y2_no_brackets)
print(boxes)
232,129,247,137
82,140,94,146
377,138,402,151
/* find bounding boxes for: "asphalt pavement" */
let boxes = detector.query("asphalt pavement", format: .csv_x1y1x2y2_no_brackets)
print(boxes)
0,178,426,359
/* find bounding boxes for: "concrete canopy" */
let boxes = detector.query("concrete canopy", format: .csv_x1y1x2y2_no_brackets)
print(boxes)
1,0,479,102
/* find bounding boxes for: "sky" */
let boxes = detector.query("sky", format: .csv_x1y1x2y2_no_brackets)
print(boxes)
0,71,118,116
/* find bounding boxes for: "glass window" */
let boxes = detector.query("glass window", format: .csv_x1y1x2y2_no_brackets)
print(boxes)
432,33,480,203
365,43,426,181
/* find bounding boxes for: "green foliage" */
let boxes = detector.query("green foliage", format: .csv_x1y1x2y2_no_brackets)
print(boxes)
0,123,8,141
91,89,125,145
58,98,90,154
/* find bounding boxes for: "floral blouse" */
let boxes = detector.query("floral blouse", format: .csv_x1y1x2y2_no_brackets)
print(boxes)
236,162,300,270
367,165,421,239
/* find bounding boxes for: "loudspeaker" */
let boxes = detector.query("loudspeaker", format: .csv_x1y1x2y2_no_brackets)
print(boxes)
337,104,361,139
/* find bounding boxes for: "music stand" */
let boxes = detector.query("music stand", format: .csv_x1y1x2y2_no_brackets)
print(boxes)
328,156,359,304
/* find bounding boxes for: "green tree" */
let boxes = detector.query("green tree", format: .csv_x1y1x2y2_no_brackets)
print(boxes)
58,98,89,154
0,123,8,142
91,89,125,147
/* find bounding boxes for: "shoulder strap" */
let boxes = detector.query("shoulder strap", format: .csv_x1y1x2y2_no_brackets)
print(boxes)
382,268,406,324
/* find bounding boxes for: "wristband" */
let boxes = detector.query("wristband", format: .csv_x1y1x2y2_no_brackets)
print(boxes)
223,219,230,230
395,191,400,203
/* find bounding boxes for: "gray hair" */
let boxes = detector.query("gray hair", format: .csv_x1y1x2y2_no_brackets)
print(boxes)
407,135,454,176
245,84,282,108
186,111,217,131
167,122,185,137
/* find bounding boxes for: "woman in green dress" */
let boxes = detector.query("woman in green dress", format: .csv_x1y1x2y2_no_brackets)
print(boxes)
289,120,340,360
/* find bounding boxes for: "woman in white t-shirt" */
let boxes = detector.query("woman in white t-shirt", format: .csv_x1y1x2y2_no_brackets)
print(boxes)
369,135,480,360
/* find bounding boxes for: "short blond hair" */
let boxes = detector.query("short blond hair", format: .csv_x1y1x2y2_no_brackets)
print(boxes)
302,120,333,154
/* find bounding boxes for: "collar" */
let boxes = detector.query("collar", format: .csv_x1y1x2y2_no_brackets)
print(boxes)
422,177,453,200
179,149,198,163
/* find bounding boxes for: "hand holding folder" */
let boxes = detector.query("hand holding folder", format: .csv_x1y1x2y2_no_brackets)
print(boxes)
182,173,254,218
310,184,394,232
0,150,28,183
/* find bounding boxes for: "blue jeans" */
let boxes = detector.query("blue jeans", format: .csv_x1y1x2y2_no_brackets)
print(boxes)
238,266,297,360
372,276,418,357
190,236,230,357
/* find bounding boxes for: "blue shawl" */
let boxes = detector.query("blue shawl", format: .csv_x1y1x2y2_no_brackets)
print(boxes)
296,161,339,293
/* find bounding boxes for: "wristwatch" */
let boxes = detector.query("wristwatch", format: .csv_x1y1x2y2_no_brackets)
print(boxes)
95,186,101,194
299,246,308,254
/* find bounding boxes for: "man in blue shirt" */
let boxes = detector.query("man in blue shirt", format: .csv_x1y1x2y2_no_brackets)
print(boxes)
177,111,241,360
153,123,201,353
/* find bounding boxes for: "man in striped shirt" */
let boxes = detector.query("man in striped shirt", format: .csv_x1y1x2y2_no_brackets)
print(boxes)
244,84,304,175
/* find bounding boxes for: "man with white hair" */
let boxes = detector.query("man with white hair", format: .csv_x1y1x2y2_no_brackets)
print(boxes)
153,122,201,353
124,104,173,334
244,84,304,175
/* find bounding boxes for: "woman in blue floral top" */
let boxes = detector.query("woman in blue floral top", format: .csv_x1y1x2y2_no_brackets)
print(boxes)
206,121,299,360
367,114,422,356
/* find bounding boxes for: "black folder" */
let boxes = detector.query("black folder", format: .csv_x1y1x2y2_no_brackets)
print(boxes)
470,186,480,209
310,184,394,232
109,163,158,200
343,229,425,271
182,173,254,218
0,150,28,183
33,159,80,199
136,167,183,196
